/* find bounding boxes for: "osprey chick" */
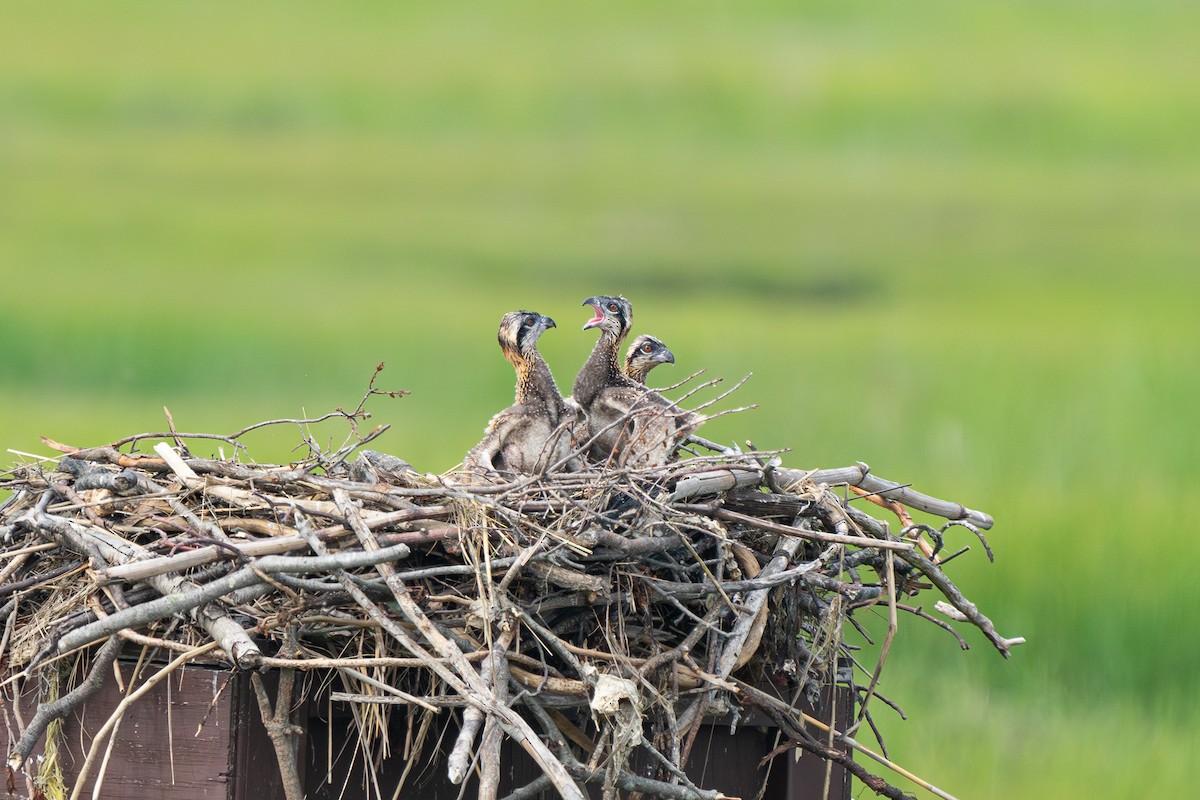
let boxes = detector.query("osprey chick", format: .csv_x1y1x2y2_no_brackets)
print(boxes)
572,296,697,467
464,311,578,478
623,334,675,384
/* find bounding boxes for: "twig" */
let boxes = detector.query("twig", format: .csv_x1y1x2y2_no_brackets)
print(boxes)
251,669,305,800
51,542,412,662
302,507,585,800
7,636,124,771
676,504,914,552
782,464,994,530
28,510,262,668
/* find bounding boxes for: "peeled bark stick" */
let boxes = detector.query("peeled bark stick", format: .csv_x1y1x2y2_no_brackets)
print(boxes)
152,442,200,481
478,641,514,800
780,464,994,530
666,467,762,503
28,510,262,669
449,624,517,786
849,484,938,560
328,492,584,800
730,542,769,671
8,635,123,770
53,543,412,659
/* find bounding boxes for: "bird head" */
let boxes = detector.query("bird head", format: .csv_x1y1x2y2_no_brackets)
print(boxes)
498,311,556,358
625,334,675,375
581,295,632,338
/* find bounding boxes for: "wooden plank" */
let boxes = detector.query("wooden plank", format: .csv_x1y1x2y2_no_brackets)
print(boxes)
1,662,295,800
2,662,235,799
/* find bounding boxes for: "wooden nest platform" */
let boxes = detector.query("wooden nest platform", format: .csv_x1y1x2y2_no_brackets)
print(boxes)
0,395,1022,800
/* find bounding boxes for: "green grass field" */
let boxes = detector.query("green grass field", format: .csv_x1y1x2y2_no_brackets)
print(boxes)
3,2,1197,797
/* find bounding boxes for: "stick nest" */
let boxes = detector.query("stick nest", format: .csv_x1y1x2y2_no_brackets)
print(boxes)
0,389,1021,800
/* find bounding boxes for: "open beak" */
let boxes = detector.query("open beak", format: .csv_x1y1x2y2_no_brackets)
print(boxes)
581,298,604,330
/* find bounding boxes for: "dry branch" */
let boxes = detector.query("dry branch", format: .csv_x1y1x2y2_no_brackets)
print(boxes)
7,636,123,771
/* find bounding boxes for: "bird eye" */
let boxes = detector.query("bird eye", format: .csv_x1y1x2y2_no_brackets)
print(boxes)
523,317,535,327
607,303,618,312
642,344,653,354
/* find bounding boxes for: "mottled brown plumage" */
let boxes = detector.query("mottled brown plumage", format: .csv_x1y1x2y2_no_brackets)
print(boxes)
623,334,675,384
572,296,697,467
464,311,579,477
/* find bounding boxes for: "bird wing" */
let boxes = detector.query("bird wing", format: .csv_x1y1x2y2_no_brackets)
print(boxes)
587,387,681,467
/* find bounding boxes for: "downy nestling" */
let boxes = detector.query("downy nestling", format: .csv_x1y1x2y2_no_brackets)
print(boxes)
572,296,698,467
623,334,675,385
463,311,580,477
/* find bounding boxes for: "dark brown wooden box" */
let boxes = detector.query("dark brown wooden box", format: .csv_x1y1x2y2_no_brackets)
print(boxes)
3,664,848,800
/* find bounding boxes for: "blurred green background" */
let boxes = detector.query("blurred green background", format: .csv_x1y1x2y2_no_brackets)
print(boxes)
2,1,1197,797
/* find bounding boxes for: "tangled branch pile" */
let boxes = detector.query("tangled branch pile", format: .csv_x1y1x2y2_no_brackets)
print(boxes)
0,398,1022,800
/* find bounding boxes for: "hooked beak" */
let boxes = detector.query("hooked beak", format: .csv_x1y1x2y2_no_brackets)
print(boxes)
581,297,604,331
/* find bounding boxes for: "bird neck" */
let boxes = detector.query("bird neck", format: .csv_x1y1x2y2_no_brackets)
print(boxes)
513,349,560,407
573,328,626,406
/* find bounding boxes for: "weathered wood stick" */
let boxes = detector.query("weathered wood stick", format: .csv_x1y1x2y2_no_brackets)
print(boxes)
449,624,516,785
250,669,305,800
53,543,411,659
677,532,806,734
780,464,994,529
30,510,262,668
100,505,452,582
520,695,729,800
845,507,1022,656
676,504,914,552
897,547,1025,657
329,692,468,707
666,466,762,503
317,497,586,800
476,629,515,799
665,462,993,530
154,443,409,519
7,636,123,771
639,564,821,599
525,562,608,594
